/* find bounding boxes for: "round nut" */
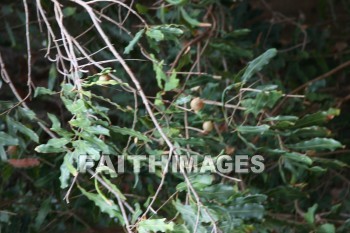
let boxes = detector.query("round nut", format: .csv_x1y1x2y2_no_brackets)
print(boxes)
190,97,204,112
7,145,18,156
202,121,214,133
99,74,110,81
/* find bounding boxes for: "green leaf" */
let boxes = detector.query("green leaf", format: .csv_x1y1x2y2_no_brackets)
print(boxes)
138,218,175,233
180,7,200,26
78,186,122,219
124,29,144,54
110,125,150,142
69,115,91,128
166,0,187,6
35,138,69,153
34,87,55,97
175,95,192,105
264,115,299,122
7,116,39,143
34,198,51,230
83,79,125,87
241,91,282,116
172,224,191,233
72,140,100,160
241,48,277,83
151,56,167,89
63,7,76,17
85,125,110,136
5,21,16,47
102,176,126,200
236,125,270,134
0,145,6,161
47,113,73,138
293,108,340,128
174,201,209,232
164,70,179,91
292,126,331,138
146,28,164,41
197,184,234,203
18,107,36,120
283,152,313,165
154,92,164,107
317,223,335,233
60,154,73,189
286,138,343,152
227,203,265,220
62,98,87,115
305,204,318,225
176,174,213,191
0,132,19,146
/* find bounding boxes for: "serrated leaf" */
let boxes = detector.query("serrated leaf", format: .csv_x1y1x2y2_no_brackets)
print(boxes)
34,198,51,230
85,125,110,136
197,184,234,203
292,126,331,138
293,108,340,128
0,131,19,146
283,152,313,165
47,113,73,138
18,107,36,120
151,56,167,89
72,140,100,160
78,186,122,219
35,138,69,153
146,28,164,41
174,201,209,233
63,7,76,17
172,224,191,233
138,218,174,233
305,204,318,225
110,126,150,142
180,7,200,26
241,48,277,83
124,29,144,54
62,98,87,115
176,174,213,191
102,176,126,200
175,95,192,105
83,79,125,87
60,154,73,189
166,0,187,6
7,116,39,143
164,70,179,91
0,145,7,161
227,203,265,220
264,115,299,122
317,223,335,233
236,125,270,134
286,138,343,151
34,87,55,97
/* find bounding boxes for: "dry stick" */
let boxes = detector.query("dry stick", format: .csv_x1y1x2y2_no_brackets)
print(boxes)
36,0,69,77
272,60,350,115
169,29,210,72
23,0,33,92
0,53,57,139
63,173,79,203
71,1,219,231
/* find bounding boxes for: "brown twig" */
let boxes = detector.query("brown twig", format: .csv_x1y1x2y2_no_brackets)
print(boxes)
272,60,350,115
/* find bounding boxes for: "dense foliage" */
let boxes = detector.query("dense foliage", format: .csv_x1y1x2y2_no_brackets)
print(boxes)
1,0,350,232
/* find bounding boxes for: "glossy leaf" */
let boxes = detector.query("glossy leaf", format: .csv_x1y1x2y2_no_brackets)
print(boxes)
241,48,277,83
124,29,144,54
286,138,343,151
